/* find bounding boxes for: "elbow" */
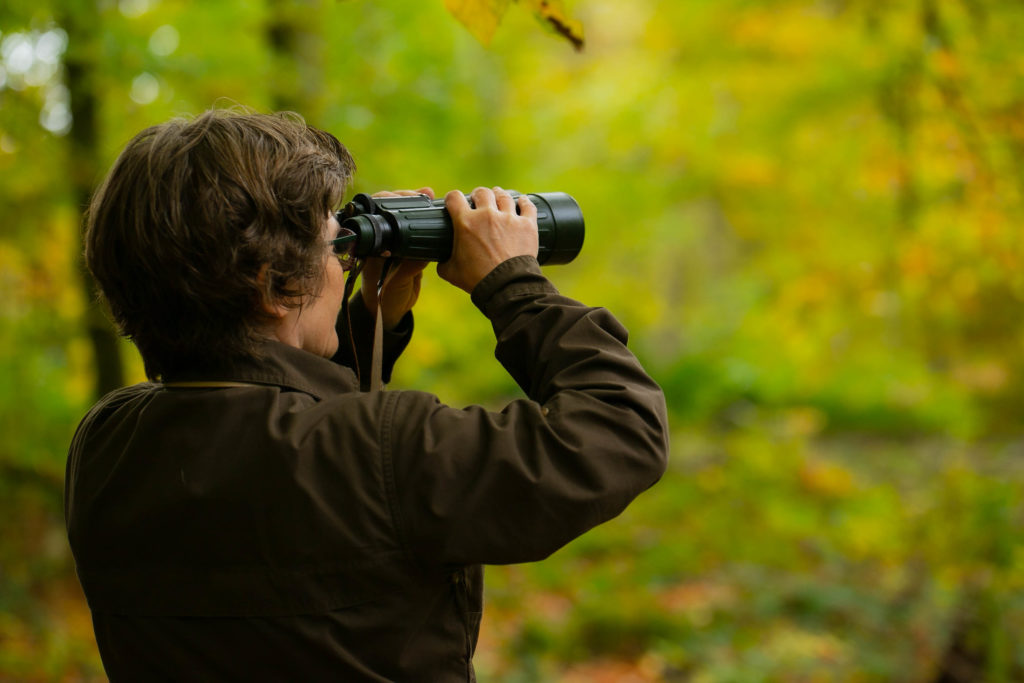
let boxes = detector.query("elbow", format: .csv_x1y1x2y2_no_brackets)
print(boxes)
653,406,671,479
632,416,670,491
632,385,670,486
586,404,670,519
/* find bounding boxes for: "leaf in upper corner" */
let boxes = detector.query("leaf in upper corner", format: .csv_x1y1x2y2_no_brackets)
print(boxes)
444,0,514,46
521,0,585,51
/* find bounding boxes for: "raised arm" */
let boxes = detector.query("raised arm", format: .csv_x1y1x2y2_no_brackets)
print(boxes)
382,187,669,565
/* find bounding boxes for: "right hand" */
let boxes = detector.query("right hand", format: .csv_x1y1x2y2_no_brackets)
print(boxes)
437,186,539,293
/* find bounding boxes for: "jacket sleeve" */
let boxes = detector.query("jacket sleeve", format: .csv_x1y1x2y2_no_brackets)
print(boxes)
384,256,669,566
331,292,413,389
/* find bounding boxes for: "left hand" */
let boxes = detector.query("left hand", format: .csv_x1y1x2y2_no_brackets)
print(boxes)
360,187,434,329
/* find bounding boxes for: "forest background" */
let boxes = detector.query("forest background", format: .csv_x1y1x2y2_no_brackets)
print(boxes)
1,0,1023,680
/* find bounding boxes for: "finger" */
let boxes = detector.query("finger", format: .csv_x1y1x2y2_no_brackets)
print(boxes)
518,194,537,220
471,186,496,210
360,256,384,275
445,189,471,219
417,186,436,200
358,258,383,294
394,259,429,277
494,186,515,213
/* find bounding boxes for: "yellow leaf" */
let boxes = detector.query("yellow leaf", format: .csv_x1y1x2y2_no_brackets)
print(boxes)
798,459,856,500
444,0,513,45
521,0,585,51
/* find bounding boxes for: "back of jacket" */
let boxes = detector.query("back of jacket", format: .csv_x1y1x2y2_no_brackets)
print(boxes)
65,257,669,682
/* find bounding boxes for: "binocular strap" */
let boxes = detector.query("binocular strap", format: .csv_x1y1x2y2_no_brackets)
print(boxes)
341,258,395,393
370,259,396,393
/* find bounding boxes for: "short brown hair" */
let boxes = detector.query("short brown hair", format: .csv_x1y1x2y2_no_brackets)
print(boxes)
85,108,355,380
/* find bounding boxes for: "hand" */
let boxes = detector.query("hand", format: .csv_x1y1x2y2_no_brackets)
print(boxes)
360,187,434,329
437,186,539,293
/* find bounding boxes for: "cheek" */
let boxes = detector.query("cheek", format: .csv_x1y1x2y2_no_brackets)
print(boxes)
328,260,347,302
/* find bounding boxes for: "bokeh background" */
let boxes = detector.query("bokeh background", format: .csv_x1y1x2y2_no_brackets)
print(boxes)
2,0,1023,680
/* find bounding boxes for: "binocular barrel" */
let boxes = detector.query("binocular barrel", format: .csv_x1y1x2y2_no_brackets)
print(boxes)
336,192,584,265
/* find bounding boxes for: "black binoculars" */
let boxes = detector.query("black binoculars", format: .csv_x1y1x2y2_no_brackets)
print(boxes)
336,192,585,265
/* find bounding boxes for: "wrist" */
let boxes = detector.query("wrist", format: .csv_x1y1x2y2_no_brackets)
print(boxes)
470,256,550,314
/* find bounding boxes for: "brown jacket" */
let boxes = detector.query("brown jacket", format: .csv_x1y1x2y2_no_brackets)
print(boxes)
65,256,669,682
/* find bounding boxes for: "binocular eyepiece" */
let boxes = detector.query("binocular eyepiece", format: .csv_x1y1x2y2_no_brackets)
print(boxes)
336,192,585,265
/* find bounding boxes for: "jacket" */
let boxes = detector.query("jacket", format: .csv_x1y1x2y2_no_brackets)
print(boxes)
65,256,670,681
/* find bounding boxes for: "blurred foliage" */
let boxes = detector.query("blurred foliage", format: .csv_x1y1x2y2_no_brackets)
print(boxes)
480,424,1024,681
1,0,1023,680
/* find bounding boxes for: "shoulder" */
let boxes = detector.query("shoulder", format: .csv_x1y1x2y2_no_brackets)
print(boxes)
72,383,161,439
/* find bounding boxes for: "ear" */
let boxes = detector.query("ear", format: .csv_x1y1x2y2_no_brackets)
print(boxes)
257,263,290,319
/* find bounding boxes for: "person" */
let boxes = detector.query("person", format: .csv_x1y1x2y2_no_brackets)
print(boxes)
65,108,669,682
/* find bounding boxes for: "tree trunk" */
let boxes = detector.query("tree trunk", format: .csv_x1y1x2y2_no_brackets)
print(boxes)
265,0,326,118
61,2,125,396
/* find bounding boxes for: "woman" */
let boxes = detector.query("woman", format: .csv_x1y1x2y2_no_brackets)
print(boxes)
66,108,668,681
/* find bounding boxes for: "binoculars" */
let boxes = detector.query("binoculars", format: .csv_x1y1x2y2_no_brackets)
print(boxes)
336,192,585,265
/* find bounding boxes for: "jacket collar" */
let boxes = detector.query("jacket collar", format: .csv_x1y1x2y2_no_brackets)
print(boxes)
163,341,359,400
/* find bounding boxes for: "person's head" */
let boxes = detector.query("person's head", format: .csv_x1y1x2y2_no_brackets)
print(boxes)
85,108,355,379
